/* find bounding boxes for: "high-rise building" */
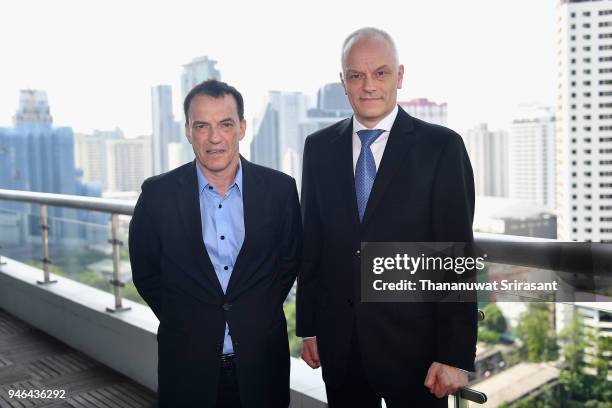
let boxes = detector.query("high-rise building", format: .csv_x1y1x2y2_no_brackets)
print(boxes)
74,128,123,189
398,98,448,126
509,106,556,210
106,136,152,193
557,0,612,241
179,56,222,163
251,91,308,180
0,90,105,243
151,85,178,175
464,123,509,197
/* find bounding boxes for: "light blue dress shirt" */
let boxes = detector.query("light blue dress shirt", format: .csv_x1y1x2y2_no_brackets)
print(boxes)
196,162,245,355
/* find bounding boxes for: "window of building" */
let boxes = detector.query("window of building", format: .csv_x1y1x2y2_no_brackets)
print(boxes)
599,21,612,27
583,44,591,50
584,127,592,132
600,91,612,96
600,79,612,85
584,92,592,97
600,114,612,119
598,33,612,39
583,11,591,17
583,34,591,40
585,160,592,165
599,56,612,62
584,57,592,63
599,67,612,73
585,138,592,143
599,136,612,141
600,45,612,51
601,160,612,165
599,10,612,16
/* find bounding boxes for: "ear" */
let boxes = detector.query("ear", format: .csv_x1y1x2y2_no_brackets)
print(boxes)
340,72,347,94
239,119,247,142
185,122,193,144
397,65,405,89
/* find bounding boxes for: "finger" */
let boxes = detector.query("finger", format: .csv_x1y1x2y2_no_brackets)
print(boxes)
424,365,437,388
310,343,320,365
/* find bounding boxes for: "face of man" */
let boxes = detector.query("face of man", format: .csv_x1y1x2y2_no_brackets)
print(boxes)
341,36,404,128
185,94,246,178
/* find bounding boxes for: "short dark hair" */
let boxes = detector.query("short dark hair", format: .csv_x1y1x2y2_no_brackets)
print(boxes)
183,79,244,124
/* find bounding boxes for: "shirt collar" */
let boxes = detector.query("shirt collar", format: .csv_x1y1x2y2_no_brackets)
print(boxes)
196,160,243,196
352,104,399,134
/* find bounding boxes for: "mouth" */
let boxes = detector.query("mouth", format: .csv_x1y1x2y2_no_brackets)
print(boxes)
206,149,226,155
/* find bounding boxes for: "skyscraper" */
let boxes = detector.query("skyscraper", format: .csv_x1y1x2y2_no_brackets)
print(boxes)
557,0,612,242
398,98,448,126
179,56,222,163
464,123,509,197
106,136,152,193
0,90,104,243
250,91,308,181
74,128,123,189
509,106,556,210
151,85,178,175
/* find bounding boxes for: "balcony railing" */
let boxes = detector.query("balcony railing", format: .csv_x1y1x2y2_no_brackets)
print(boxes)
2,188,609,406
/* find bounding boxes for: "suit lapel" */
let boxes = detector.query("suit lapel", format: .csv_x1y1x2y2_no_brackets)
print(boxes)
225,157,262,297
331,118,361,231
361,108,419,228
176,161,224,296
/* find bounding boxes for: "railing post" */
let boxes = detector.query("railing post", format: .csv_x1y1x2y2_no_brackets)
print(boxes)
106,213,130,313
37,204,56,285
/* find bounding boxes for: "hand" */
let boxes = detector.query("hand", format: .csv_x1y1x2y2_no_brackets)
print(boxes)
424,362,468,398
301,337,320,368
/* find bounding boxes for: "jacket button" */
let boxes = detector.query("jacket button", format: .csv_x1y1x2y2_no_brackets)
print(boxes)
223,303,232,311
355,250,361,257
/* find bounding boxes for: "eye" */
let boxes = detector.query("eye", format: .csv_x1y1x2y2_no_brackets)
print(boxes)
221,122,234,129
348,73,363,80
374,70,387,78
194,123,207,130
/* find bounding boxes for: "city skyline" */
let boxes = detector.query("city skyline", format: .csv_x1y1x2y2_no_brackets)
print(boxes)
0,0,556,145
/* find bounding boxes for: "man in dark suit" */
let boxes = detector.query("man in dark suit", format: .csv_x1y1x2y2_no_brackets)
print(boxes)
296,27,477,407
129,80,301,408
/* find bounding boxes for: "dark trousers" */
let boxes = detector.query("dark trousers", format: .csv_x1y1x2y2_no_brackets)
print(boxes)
216,354,241,408
325,332,447,408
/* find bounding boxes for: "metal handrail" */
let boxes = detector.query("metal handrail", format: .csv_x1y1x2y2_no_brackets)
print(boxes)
0,189,134,215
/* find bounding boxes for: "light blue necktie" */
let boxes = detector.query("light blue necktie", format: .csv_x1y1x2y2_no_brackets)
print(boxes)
355,129,385,222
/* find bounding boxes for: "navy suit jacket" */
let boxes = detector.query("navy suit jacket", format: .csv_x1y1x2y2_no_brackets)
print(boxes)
296,107,478,396
129,157,302,408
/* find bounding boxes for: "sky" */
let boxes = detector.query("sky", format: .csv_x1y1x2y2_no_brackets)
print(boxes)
0,0,557,145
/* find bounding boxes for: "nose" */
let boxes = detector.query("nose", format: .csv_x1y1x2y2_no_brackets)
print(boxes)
208,126,222,143
363,74,376,93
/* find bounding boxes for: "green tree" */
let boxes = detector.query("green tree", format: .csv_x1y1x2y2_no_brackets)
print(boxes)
482,303,507,334
283,302,301,358
515,303,558,362
559,312,588,372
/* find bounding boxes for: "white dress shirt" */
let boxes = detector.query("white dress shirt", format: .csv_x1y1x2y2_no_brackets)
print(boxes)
352,105,399,174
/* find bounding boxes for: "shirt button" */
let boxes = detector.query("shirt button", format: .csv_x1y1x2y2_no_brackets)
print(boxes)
218,204,222,209
224,266,229,271
208,186,213,190
220,235,225,240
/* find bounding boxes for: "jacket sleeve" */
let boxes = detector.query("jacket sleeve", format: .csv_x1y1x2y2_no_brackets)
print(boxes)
129,180,163,319
296,136,322,337
278,177,303,303
431,131,478,371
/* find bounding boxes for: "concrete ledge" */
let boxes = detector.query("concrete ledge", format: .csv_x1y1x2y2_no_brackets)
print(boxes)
0,257,328,407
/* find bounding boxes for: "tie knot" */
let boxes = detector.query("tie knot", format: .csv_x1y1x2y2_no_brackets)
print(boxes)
357,129,385,148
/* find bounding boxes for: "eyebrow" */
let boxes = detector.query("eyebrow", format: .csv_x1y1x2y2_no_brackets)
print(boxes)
191,117,236,125
346,65,391,74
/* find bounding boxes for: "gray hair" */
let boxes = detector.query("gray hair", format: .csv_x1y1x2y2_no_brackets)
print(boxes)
341,27,399,72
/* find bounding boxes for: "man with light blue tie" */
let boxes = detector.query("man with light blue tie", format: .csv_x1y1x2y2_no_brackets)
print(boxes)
130,79,302,408
296,27,477,407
